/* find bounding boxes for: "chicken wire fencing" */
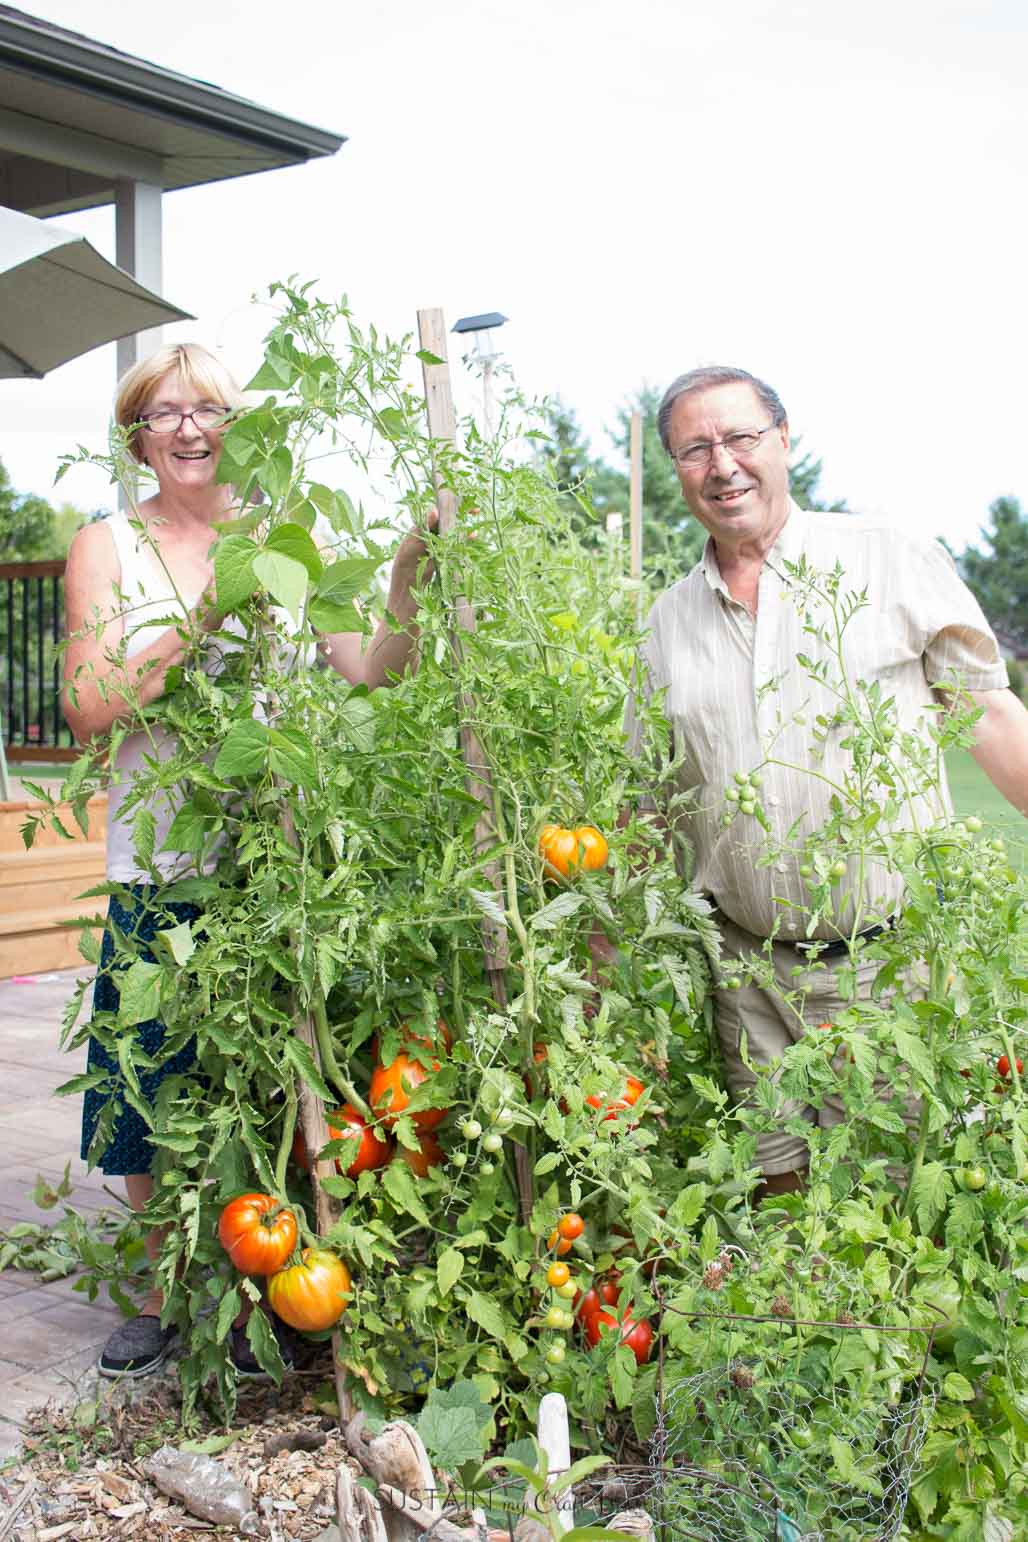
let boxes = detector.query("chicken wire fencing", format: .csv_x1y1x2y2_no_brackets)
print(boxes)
645,1310,936,1542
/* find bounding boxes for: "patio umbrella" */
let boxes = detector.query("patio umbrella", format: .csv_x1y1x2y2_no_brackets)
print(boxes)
0,205,193,379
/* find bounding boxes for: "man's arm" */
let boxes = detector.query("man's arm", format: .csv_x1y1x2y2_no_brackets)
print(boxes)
967,688,1028,817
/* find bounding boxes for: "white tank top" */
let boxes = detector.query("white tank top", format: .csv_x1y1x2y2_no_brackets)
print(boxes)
102,511,333,884
104,511,215,883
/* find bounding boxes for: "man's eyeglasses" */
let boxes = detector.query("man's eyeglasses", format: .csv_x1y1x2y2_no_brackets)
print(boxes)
139,407,232,435
670,423,778,469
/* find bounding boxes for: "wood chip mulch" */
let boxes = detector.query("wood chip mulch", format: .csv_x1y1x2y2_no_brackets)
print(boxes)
0,1360,354,1541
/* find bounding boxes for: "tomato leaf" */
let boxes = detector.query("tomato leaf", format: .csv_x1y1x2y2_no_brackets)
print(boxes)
530,893,585,931
214,718,270,781
437,1248,464,1297
268,727,318,790
265,521,323,582
465,1290,507,1342
281,1036,334,1103
252,549,309,621
152,921,195,968
214,534,259,613
116,960,164,1027
381,1161,431,1225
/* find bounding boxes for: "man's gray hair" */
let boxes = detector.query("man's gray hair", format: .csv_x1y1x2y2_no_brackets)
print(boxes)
656,366,788,455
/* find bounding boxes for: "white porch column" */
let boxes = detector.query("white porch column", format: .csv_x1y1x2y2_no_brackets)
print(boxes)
115,179,164,379
115,180,164,509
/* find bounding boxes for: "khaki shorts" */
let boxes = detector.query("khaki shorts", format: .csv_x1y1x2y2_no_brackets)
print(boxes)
713,912,916,1177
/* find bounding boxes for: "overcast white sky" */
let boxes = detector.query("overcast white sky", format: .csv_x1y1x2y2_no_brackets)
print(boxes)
2,0,1027,552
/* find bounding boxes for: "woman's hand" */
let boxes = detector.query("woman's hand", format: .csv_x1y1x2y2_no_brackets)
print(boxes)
386,508,439,619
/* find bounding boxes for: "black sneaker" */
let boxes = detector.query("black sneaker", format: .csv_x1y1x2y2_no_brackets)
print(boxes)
98,1314,178,1379
229,1316,297,1379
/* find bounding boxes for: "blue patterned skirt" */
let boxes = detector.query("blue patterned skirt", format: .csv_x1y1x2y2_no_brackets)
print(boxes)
80,888,202,1176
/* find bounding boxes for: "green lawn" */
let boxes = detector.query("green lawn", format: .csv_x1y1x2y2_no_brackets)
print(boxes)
946,749,1027,871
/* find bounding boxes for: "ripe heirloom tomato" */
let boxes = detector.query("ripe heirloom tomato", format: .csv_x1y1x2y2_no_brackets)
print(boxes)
370,1051,446,1131
268,1248,352,1332
218,1194,297,1276
585,1075,646,1120
396,1132,444,1177
538,824,609,881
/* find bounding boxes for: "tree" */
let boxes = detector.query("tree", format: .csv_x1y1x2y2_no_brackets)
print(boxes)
0,458,57,561
959,495,1028,652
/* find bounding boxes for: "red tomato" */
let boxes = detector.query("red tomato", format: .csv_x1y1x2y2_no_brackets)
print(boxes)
292,1106,393,1177
598,1279,621,1307
217,1194,297,1276
585,1308,654,1364
370,1051,446,1131
575,1286,602,1323
997,1055,1024,1078
395,1132,444,1177
268,1248,351,1332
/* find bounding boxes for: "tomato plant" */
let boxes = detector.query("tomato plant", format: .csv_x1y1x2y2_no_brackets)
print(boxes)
369,1052,447,1132
217,1193,297,1276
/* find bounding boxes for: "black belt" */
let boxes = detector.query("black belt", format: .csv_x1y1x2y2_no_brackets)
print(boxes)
704,896,894,959
791,921,892,959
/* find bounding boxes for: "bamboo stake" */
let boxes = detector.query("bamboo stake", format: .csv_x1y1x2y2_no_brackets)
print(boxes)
416,307,509,996
629,411,643,593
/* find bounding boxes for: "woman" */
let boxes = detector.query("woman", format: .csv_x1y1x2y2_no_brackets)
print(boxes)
63,342,432,1378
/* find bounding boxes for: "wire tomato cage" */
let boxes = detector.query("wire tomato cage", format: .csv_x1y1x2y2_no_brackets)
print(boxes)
640,1291,938,1542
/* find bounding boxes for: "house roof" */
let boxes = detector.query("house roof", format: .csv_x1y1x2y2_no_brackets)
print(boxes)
0,4,344,216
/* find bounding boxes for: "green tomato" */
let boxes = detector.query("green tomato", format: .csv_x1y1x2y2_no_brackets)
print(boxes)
961,1166,987,1192
799,863,814,878
739,800,756,816
545,1306,568,1330
479,1161,495,1176
461,1119,482,1140
720,812,735,828
493,1106,514,1131
733,770,749,786
545,1343,566,1365
830,860,847,879
789,1423,815,1450
451,1151,468,1169
482,1131,504,1154
557,1279,578,1299
749,773,762,789
725,786,740,803
724,976,743,991
965,816,983,833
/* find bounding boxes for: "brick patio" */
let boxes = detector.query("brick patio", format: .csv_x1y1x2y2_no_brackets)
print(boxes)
0,967,136,1464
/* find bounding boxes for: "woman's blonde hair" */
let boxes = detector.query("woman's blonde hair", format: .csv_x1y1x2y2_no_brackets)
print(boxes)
115,343,247,464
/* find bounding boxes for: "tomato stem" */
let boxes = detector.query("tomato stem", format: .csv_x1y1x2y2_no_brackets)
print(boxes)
275,1083,298,1197
312,990,372,1119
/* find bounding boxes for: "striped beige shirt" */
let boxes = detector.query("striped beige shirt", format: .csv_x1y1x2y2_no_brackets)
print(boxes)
630,501,1008,941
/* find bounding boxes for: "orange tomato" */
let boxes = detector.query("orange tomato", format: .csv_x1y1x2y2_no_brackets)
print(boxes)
395,1132,445,1177
370,1052,446,1131
217,1193,297,1276
538,824,609,881
585,1074,646,1120
557,1212,585,1240
268,1248,352,1332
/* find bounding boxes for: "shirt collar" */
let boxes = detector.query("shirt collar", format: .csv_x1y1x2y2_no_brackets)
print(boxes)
700,499,807,597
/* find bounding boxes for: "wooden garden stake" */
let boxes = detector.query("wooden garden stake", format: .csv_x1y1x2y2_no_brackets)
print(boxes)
279,797,353,1424
416,309,540,1222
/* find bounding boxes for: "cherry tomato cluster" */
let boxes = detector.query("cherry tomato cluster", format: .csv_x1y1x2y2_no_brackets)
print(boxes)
721,769,764,829
217,1193,352,1333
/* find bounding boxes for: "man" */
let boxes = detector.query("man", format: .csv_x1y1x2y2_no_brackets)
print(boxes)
629,365,1028,1197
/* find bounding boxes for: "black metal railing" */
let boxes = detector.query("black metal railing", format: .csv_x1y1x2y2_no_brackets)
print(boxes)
0,559,76,762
